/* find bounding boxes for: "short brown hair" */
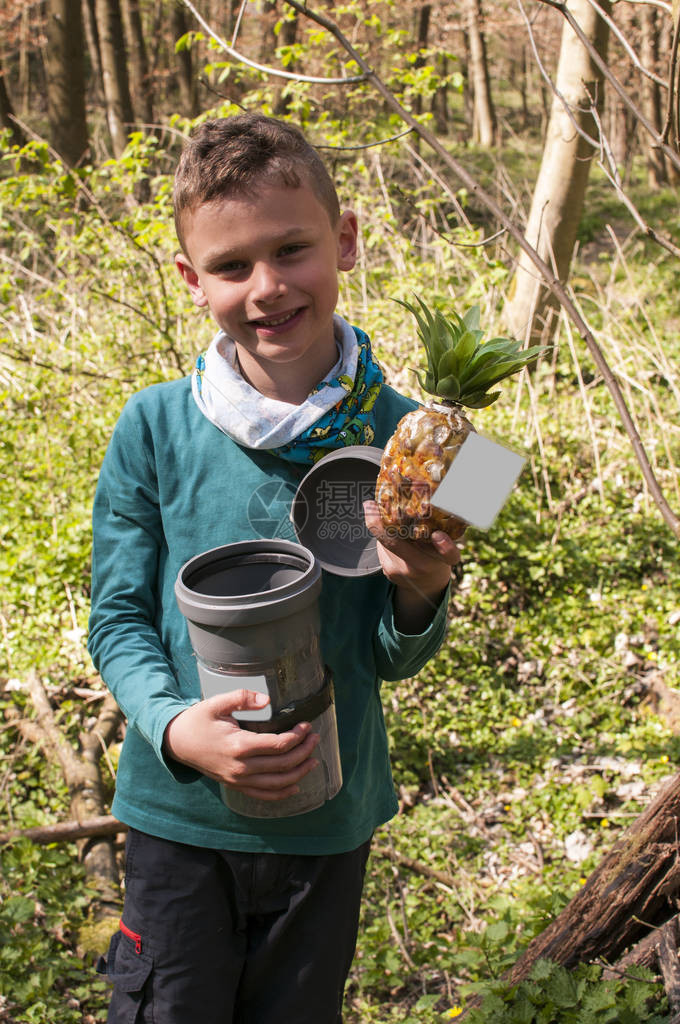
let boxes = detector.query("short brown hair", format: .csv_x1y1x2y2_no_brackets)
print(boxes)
173,114,340,251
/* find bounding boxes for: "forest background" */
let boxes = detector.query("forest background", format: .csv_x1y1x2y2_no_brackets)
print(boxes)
1,0,680,1021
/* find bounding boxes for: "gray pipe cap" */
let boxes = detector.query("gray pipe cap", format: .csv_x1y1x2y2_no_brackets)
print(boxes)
291,446,384,577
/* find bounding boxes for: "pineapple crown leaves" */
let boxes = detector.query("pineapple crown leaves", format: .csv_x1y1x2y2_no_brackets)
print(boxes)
397,296,545,409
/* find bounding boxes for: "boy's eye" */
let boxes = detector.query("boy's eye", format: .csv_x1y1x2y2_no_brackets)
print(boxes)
279,243,306,257
216,261,247,275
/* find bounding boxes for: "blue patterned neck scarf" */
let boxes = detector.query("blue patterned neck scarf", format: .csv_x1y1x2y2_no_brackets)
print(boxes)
273,326,383,464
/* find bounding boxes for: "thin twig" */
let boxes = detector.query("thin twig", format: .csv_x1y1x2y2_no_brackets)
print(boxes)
316,127,414,151
384,893,416,970
180,0,367,84
584,0,668,88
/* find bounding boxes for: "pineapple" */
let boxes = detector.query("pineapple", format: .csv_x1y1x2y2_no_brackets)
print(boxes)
376,298,544,541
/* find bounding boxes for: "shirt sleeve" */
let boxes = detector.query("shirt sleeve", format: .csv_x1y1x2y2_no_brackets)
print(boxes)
373,583,451,682
87,400,200,782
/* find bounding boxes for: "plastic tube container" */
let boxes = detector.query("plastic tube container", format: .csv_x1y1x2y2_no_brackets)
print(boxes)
174,539,342,818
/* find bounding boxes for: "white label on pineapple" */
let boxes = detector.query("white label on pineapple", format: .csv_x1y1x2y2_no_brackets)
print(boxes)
431,432,526,530
196,664,272,721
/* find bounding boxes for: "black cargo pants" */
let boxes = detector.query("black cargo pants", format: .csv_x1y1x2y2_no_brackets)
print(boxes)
97,828,371,1024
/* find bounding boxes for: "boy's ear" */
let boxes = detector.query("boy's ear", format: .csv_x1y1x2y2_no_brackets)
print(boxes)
336,210,358,272
175,253,209,307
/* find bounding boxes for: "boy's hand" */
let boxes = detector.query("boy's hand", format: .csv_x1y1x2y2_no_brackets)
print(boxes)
163,691,320,801
363,500,461,633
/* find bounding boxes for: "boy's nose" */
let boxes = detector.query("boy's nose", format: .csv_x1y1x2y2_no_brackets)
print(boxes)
251,262,287,302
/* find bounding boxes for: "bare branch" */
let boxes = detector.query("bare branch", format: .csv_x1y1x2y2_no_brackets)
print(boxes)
230,0,248,48
180,0,367,84
282,0,680,537
590,104,680,257
315,127,414,151
585,0,668,88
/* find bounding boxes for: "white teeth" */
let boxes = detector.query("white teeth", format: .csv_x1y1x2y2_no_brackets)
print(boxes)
256,311,296,327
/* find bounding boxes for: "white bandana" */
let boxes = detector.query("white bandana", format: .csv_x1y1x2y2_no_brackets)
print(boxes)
191,314,360,450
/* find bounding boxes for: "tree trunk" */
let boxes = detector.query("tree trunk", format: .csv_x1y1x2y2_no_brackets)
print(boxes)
504,0,610,342
171,0,198,118
431,51,449,134
259,0,279,62
95,0,135,157
19,2,31,113
44,0,90,165
460,772,680,1017
224,0,242,38
274,9,299,115
82,0,104,104
660,16,680,184
465,0,496,147
640,6,667,187
121,0,153,127
413,3,432,120
0,61,27,148
608,93,631,170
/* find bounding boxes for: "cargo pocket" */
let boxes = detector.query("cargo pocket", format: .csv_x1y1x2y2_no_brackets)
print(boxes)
97,921,153,1024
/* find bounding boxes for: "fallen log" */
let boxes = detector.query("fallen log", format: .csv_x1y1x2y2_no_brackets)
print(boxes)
9,672,123,903
0,813,126,846
460,771,680,1017
658,918,680,1015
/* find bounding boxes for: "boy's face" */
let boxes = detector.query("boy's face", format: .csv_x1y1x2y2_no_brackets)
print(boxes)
175,180,358,393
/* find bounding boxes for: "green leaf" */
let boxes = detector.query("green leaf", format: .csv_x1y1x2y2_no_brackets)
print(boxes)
437,347,462,381
548,966,578,1008
3,895,35,923
461,359,528,397
485,920,510,942
435,374,461,400
463,388,501,408
530,960,555,983
462,305,481,332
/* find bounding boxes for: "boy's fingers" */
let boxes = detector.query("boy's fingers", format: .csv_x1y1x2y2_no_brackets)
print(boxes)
430,530,462,566
363,499,389,540
208,687,271,715
237,758,320,796
230,722,316,755
363,500,461,566
232,730,320,770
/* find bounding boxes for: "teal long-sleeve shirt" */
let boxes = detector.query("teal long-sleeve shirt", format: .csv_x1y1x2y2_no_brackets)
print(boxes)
88,375,450,853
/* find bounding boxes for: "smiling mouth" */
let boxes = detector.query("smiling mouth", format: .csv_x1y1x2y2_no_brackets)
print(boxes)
249,308,303,328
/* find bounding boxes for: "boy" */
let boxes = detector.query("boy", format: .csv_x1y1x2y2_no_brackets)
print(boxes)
89,113,460,1024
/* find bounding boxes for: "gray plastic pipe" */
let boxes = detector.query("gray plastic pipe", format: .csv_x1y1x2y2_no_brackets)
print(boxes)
175,539,342,818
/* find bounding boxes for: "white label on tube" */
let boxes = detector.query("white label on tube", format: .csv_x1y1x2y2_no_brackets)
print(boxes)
197,664,272,721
